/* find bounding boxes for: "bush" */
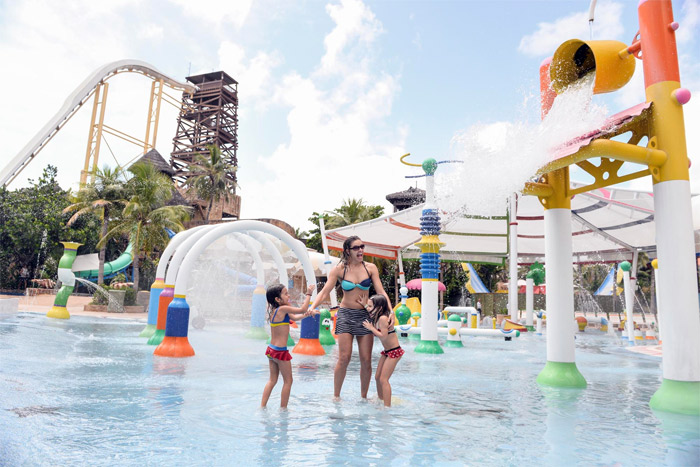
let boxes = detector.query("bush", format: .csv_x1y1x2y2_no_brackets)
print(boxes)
90,286,111,305
124,288,136,306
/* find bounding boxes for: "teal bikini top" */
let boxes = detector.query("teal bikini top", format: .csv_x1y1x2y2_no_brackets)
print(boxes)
339,262,372,291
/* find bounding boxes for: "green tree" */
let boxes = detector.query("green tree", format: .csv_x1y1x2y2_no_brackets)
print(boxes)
101,162,191,291
63,165,127,285
0,165,101,289
325,198,384,229
185,144,237,224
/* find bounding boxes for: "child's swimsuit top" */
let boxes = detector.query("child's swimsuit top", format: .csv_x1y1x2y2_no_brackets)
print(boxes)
270,307,290,327
338,262,372,291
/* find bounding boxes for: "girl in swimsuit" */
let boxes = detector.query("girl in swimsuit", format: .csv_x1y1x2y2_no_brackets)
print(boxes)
261,283,317,409
313,236,393,400
359,294,403,407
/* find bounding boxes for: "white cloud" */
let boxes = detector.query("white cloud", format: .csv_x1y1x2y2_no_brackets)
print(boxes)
217,41,281,105
167,0,253,29
239,1,407,229
677,0,700,45
518,2,625,57
138,24,165,41
318,0,383,76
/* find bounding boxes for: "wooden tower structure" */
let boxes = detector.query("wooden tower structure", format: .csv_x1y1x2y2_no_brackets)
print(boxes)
171,71,240,219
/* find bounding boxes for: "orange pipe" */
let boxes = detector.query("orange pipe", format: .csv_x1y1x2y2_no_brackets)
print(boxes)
539,57,556,119
638,0,680,86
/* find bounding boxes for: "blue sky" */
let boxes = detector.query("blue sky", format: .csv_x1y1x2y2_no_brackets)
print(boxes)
1,0,698,231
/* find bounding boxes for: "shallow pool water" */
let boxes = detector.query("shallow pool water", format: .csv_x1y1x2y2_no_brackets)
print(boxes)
1,312,698,466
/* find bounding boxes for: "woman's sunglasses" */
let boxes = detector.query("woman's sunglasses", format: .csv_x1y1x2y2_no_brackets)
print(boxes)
349,245,366,251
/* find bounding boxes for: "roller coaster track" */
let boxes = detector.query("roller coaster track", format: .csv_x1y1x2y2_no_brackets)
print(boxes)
0,59,197,187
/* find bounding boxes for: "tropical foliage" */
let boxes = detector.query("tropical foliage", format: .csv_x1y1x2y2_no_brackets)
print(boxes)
185,144,237,224
303,199,384,252
100,161,191,291
0,166,103,289
63,165,128,284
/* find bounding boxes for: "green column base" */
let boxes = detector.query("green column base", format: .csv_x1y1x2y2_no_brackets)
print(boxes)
147,329,165,346
245,326,269,340
650,379,700,416
415,339,444,354
408,333,421,341
525,325,535,332
139,324,157,338
537,361,587,388
444,339,463,348
319,334,336,346
47,306,70,320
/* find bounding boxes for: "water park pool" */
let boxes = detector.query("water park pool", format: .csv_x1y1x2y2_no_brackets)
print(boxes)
1,311,698,466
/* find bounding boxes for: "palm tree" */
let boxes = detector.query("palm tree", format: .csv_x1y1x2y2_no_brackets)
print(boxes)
325,198,384,229
186,144,237,224
100,162,191,290
63,165,127,285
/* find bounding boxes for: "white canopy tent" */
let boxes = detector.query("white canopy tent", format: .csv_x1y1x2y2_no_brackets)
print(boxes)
325,183,700,265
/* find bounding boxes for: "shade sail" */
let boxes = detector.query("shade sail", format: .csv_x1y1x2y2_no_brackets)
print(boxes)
325,183,700,265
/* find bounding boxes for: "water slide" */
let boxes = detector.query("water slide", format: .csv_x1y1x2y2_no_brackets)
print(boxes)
0,60,196,187
462,263,491,293
74,244,134,281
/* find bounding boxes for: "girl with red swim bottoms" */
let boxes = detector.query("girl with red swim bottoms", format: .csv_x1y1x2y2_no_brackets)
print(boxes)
360,294,403,407
261,283,318,409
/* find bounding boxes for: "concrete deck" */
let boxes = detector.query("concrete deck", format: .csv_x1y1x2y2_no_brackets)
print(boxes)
0,294,147,321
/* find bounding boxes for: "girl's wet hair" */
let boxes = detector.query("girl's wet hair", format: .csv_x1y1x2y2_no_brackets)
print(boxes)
341,235,362,263
266,284,286,320
369,294,390,326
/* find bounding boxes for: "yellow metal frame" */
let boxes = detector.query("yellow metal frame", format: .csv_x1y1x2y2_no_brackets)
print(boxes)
524,104,670,206
143,79,164,154
81,82,109,186
80,71,194,187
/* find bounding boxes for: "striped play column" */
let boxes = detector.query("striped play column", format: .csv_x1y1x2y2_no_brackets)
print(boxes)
47,242,82,319
414,158,444,354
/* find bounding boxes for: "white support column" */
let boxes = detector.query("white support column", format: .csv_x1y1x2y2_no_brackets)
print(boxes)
526,277,534,328
622,267,635,344
509,194,519,322
537,208,585,388
653,181,700,382
318,217,338,308
397,249,406,287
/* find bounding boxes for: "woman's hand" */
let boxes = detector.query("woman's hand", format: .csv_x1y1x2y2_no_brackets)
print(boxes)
362,319,373,330
306,284,316,296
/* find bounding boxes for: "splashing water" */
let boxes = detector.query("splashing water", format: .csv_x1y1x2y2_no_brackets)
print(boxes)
436,73,609,218
75,277,124,312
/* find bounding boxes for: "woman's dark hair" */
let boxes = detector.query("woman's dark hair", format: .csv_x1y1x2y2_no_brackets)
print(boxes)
266,284,285,319
342,235,362,263
369,294,391,326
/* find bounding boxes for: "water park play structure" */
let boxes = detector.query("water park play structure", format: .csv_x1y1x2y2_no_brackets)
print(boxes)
325,0,699,415
1,0,697,419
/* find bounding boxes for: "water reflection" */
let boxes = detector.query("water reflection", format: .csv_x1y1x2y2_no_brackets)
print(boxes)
258,410,291,465
541,386,584,464
652,409,700,465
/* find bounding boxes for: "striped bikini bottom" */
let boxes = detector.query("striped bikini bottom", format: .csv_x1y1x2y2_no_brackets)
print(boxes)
335,307,372,336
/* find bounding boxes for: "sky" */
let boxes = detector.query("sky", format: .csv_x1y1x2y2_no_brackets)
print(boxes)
0,0,698,232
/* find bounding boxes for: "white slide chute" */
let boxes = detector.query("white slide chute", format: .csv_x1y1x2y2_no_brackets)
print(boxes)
0,60,196,187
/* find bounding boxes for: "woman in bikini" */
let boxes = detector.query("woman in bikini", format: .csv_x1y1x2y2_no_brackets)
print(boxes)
313,236,393,400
